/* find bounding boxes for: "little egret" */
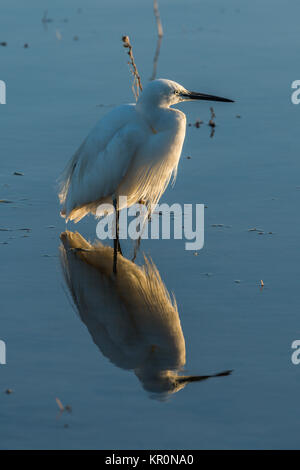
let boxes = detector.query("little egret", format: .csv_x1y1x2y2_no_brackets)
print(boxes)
60,230,232,398
59,78,233,272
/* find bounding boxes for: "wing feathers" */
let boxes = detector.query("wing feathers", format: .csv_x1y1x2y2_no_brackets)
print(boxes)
59,105,138,221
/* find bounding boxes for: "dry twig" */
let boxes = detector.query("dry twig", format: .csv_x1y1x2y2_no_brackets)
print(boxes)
153,0,163,38
122,35,143,100
151,0,164,80
56,397,64,412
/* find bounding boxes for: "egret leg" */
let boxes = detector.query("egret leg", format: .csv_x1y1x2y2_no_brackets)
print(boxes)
117,230,123,256
116,204,123,256
132,236,141,263
113,198,120,274
131,200,148,263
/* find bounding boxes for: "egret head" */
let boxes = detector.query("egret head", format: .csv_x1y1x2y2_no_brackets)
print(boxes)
135,368,233,400
137,78,234,108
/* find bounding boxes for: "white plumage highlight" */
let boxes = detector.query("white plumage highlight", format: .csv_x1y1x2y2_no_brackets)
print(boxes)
59,79,187,222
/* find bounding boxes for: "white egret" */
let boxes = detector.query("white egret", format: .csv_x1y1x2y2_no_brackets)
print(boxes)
59,79,233,272
60,230,232,398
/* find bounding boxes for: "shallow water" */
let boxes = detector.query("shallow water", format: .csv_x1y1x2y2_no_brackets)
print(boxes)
0,0,300,449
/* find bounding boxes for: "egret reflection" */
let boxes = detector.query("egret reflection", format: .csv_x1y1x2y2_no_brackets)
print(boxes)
60,231,231,398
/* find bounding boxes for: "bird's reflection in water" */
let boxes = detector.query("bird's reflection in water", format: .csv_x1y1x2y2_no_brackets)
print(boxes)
60,231,231,399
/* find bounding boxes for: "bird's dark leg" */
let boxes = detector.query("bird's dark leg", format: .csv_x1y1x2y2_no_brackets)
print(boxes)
113,197,121,274
116,200,123,255
117,215,123,256
132,236,141,263
131,199,148,263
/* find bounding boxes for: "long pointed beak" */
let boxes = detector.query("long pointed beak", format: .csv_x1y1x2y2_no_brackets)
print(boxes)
177,369,233,384
181,91,234,103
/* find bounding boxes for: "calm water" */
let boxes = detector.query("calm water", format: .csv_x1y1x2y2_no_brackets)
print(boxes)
0,0,299,449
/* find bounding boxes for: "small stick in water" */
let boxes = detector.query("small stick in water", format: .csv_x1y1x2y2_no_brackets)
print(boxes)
56,397,64,412
151,0,164,81
153,0,163,38
209,107,216,138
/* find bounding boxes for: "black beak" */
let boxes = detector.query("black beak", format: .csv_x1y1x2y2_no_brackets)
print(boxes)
177,369,233,384
181,91,234,103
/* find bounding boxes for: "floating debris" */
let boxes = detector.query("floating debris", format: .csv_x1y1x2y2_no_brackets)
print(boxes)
5,389,13,394
209,107,216,127
42,10,53,24
260,280,264,287
189,120,204,128
248,227,264,232
96,103,115,108
73,35,79,41
0,199,13,204
56,398,72,416
234,280,241,284
56,398,64,412
56,30,62,41
236,114,241,118
208,107,216,138
0,227,30,232
13,171,23,176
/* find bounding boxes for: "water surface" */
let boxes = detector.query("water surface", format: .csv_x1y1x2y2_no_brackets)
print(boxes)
0,0,299,449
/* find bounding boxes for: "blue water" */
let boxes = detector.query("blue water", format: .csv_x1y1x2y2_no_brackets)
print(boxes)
0,0,299,449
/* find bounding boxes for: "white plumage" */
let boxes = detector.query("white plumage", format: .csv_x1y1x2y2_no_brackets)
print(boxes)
59,79,188,222
59,77,233,222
